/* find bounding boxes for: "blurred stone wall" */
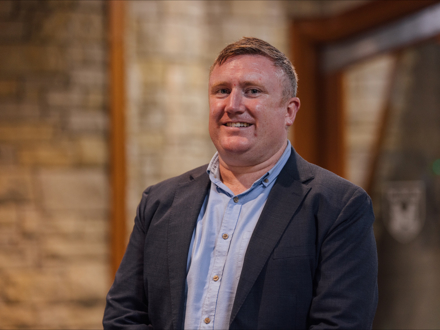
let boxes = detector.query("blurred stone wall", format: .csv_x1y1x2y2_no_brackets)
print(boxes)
125,1,369,224
0,0,368,328
0,1,109,328
344,54,395,188
125,0,322,229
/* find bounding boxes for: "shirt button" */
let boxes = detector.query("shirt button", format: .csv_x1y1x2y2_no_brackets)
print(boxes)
233,196,239,203
213,275,219,281
264,178,269,183
222,233,229,240
204,317,211,324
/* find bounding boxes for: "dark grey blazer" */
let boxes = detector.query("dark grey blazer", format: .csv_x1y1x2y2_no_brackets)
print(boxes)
103,148,378,330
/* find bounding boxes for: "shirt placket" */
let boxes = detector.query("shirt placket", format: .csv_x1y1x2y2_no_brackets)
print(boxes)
199,196,242,329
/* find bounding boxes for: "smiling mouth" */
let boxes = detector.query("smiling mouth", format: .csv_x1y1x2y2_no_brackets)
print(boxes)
224,122,251,127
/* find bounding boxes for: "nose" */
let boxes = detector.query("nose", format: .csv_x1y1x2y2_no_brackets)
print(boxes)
225,88,245,114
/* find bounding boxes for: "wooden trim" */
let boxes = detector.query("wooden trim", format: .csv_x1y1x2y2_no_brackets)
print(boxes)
295,0,439,43
290,27,320,166
109,0,126,278
291,24,346,176
290,0,440,177
321,72,346,177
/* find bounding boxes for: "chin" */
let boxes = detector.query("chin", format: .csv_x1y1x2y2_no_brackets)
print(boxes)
218,142,252,155
217,136,253,151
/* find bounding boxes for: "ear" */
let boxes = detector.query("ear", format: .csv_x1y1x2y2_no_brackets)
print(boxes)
285,97,300,127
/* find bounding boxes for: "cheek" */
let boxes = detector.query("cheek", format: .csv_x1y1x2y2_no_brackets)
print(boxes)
209,102,223,119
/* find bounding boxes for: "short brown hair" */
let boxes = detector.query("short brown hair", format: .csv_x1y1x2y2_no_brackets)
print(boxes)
210,37,298,98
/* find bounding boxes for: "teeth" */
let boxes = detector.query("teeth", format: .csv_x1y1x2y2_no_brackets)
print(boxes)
225,123,251,127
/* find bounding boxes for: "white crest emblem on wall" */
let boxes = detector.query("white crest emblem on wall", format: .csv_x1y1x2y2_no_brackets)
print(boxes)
383,181,425,244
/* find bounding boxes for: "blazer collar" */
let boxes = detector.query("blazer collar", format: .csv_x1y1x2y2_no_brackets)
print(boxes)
167,148,315,328
167,167,210,330
230,148,314,324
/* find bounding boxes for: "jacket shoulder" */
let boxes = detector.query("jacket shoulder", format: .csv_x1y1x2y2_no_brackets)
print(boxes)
298,158,371,214
310,163,365,194
142,164,208,198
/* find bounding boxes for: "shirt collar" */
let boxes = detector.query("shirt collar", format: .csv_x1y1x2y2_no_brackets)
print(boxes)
207,140,292,193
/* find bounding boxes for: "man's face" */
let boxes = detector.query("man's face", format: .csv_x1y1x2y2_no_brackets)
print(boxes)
209,54,300,167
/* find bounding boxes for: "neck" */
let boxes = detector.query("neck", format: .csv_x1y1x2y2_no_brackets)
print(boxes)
218,142,287,195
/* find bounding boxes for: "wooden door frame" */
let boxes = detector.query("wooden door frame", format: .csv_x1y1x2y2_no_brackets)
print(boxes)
290,0,439,177
109,0,127,278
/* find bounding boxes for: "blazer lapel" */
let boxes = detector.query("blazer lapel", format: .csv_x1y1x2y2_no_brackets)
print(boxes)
230,150,314,324
168,170,210,330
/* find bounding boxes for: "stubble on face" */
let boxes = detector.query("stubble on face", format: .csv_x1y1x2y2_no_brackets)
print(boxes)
208,55,294,169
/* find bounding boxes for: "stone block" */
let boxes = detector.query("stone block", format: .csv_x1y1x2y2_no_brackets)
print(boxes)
19,204,42,238
0,122,54,142
136,105,166,132
129,1,160,19
219,18,253,44
65,43,106,67
67,110,108,133
0,168,34,203
40,210,107,240
138,133,165,150
0,79,18,98
0,301,37,329
76,0,105,13
3,269,70,303
139,59,167,86
37,169,108,211
69,12,105,41
39,11,71,41
65,45,84,65
71,68,106,88
84,89,106,109
161,20,205,57
83,44,106,64
0,203,17,226
65,261,108,302
46,89,84,108
41,235,107,262
205,1,227,16
0,45,66,73
162,1,205,18
36,302,106,329
230,1,269,17
77,135,108,166
0,102,40,120
0,203,18,245
0,144,16,166
36,303,73,329
287,1,324,19
23,73,69,90
0,243,40,269
18,141,77,167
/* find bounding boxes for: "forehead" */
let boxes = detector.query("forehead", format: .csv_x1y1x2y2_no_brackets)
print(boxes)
209,54,282,84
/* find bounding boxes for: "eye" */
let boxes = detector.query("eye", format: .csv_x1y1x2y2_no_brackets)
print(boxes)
217,88,230,95
246,88,261,96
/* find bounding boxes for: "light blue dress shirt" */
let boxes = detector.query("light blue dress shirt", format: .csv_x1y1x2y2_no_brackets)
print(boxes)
184,141,292,330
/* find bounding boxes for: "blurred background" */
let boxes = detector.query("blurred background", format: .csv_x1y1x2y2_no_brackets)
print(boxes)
0,0,439,328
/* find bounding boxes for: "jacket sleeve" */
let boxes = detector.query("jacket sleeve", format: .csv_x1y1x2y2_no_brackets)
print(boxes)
103,188,153,330
308,187,378,329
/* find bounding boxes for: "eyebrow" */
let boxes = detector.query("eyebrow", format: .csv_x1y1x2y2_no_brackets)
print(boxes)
210,80,264,90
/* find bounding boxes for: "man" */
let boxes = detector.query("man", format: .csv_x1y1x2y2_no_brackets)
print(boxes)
103,37,378,329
